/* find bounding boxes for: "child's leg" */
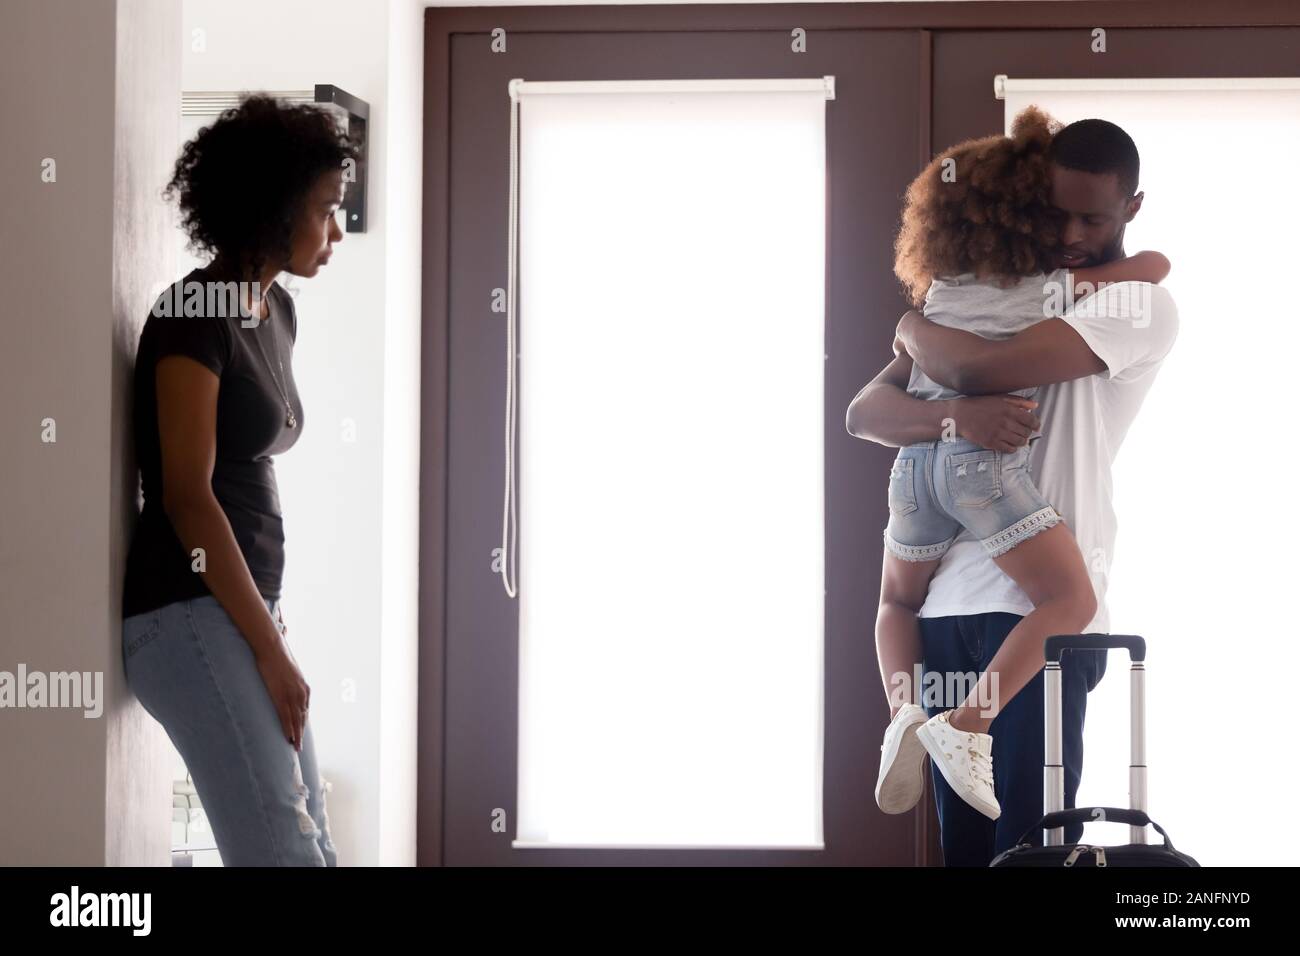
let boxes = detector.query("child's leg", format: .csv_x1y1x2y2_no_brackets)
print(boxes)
947,522,1096,734
876,548,943,718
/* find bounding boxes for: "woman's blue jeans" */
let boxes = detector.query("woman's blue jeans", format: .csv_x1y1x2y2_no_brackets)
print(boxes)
122,593,338,866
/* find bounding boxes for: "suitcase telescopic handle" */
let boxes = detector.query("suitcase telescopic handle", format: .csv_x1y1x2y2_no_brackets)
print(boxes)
1044,633,1146,663
1042,633,1148,847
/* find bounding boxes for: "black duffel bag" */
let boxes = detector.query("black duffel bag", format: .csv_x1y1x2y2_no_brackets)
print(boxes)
990,806,1199,867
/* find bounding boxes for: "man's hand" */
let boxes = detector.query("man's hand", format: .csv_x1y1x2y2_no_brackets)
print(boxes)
947,395,1040,452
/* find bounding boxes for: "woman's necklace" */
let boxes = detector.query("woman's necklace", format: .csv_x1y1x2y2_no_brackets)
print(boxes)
249,293,297,428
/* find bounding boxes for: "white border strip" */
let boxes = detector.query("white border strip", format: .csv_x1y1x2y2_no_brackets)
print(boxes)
994,74,1300,100
511,842,826,850
509,76,835,100
499,72,834,600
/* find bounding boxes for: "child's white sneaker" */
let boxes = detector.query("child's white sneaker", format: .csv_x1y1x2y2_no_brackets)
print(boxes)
915,709,1000,820
874,703,929,814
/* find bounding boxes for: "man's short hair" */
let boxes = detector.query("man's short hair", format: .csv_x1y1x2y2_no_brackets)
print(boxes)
1048,118,1140,198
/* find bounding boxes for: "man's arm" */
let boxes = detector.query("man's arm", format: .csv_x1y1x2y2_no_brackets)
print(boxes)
896,310,1107,395
845,352,1041,452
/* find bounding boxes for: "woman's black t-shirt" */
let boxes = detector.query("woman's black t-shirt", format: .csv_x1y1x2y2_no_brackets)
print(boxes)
122,268,305,618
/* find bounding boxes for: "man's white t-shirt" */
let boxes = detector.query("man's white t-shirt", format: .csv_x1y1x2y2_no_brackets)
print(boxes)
917,281,1180,633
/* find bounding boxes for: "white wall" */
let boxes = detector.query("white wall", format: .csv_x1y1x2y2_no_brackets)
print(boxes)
0,0,422,866
180,0,424,865
0,0,181,865
379,0,426,869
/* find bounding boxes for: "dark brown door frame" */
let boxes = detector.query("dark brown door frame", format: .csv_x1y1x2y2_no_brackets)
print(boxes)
419,0,1300,867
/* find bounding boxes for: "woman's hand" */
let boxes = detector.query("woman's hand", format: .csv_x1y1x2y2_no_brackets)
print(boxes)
255,641,311,752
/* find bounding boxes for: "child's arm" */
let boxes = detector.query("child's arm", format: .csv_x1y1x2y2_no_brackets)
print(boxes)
1070,250,1171,299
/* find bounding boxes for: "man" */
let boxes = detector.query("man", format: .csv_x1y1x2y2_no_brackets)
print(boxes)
846,119,1179,865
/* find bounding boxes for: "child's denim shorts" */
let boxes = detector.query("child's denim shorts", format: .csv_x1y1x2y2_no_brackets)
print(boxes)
883,438,1061,562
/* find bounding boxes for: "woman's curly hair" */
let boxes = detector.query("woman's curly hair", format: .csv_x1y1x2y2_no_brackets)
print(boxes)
893,105,1065,307
163,94,361,279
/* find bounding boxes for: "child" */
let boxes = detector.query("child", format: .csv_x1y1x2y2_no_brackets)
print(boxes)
872,107,1169,820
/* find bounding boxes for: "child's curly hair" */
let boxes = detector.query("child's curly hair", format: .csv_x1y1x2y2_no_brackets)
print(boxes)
163,94,361,280
893,105,1065,307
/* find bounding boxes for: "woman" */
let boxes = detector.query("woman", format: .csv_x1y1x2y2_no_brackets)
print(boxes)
121,95,357,866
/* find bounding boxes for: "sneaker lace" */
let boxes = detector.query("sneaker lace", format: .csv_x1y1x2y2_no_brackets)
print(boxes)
969,746,993,790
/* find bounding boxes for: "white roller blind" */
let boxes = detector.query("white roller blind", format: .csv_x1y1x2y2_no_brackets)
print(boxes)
1001,78,1300,865
510,80,830,849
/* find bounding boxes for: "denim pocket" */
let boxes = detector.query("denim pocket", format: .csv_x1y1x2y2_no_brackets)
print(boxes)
887,457,918,517
123,610,163,659
945,449,1002,508
1002,443,1033,473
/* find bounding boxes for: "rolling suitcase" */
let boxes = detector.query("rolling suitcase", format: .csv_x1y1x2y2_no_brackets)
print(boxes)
989,634,1199,867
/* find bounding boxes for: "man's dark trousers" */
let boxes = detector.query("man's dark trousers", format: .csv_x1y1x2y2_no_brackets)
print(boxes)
919,611,1108,866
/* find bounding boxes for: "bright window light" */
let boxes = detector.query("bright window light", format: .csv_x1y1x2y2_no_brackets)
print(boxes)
1004,86,1300,864
514,86,827,848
